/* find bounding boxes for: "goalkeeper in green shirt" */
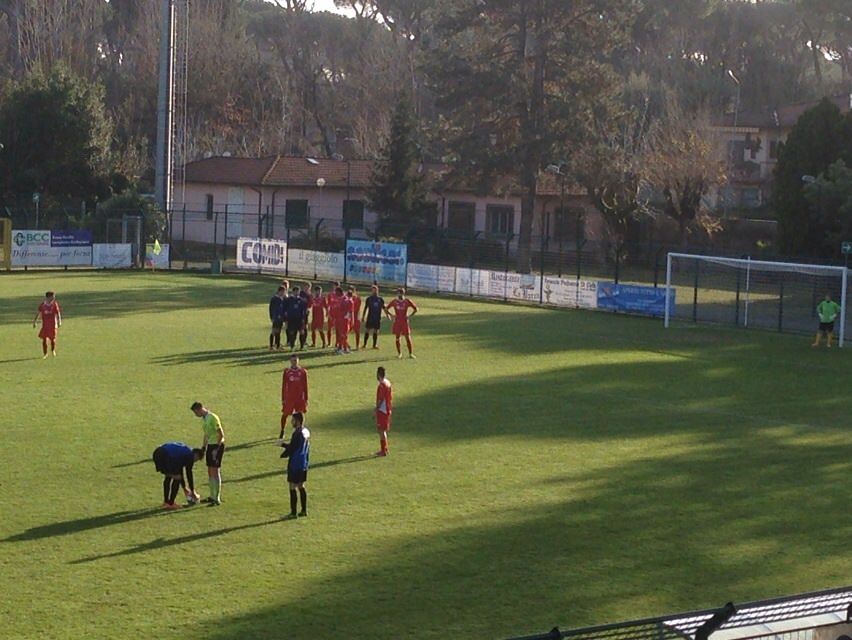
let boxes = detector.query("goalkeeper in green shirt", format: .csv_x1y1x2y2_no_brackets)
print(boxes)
813,293,842,348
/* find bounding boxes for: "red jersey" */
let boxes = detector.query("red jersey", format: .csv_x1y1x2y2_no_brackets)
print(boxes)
376,378,393,416
327,293,343,322
350,294,362,318
388,298,416,323
282,366,309,404
310,297,326,324
337,296,354,325
38,300,61,329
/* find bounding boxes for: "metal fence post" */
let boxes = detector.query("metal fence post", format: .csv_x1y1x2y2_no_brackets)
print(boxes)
285,227,291,277
182,205,187,269
313,218,324,281
222,205,229,259
539,231,546,305
778,276,785,332
614,243,621,284
692,259,700,323
213,212,219,259
734,268,741,326
503,234,511,302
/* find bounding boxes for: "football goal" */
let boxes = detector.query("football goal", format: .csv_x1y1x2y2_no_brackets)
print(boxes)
664,252,848,346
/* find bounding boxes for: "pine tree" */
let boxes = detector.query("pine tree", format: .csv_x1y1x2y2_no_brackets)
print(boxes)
366,93,432,235
773,98,852,257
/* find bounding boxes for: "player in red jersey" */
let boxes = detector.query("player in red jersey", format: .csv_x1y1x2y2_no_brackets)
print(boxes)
347,286,362,350
387,288,418,359
32,291,62,358
309,285,327,348
325,281,341,346
280,354,309,439
335,286,354,354
375,366,393,456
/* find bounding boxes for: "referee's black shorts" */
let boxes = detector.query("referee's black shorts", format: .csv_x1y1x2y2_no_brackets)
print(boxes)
206,443,225,468
287,468,307,484
819,321,835,333
365,316,381,330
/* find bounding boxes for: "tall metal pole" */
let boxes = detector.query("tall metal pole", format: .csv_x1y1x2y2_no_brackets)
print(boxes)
155,0,174,213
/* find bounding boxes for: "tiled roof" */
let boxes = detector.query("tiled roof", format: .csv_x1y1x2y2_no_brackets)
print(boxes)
184,155,586,196
184,156,278,185
715,93,852,130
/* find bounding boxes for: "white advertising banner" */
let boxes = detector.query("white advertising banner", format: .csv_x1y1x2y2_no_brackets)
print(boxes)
454,268,489,297
236,237,287,272
408,263,458,292
542,276,598,309
488,270,541,302
287,249,344,280
93,244,132,268
11,230,92,266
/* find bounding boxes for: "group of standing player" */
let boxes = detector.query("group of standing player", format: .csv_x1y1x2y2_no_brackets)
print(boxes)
269,280,419,358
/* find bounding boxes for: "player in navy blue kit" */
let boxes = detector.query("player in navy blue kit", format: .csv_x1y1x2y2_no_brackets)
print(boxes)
152,442,204,509
361,285,386,349
284,287,307,351
268,286,288,350
279,412,311,518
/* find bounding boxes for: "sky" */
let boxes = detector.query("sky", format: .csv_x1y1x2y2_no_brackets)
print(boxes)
307,0,354,16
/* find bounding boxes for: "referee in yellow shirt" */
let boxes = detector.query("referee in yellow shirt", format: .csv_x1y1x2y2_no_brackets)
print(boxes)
191,401,225,506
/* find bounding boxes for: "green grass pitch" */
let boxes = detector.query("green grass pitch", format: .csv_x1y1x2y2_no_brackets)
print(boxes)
1,271,850,640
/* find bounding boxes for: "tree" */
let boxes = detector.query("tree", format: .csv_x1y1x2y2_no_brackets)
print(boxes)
802,160,852,259
423,0,635,272
641,101,726,246
774,98,852,257
0,65,113,207
366,93,432,232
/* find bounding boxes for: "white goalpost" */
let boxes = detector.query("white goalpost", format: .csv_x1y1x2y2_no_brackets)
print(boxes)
664,252,849,347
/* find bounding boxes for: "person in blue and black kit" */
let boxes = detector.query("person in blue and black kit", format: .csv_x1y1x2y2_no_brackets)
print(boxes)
269,285,289,351
152,442,204,510
279,412,311,519
284,286,307,351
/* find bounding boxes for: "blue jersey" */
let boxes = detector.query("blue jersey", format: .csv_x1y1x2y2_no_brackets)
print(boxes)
269,295,288,321
364,295,385,322
285,296,306,322
284,427,310,472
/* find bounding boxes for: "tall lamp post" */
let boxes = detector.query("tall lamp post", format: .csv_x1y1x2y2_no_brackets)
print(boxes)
724,69,741,218
333,152,353,282
546,162,567,277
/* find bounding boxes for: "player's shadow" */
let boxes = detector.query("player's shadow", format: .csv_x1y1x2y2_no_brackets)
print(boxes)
0,357,40,364
230,455,376,484
151,346,389,369
69,519,281,564
3,508,165,542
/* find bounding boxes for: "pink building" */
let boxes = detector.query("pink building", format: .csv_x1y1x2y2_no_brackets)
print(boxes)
174,155,604,251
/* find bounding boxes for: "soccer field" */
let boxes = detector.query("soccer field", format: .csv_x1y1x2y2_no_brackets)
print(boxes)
1,271,850,640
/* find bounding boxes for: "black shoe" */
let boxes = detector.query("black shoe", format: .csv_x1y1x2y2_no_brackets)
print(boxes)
207,499,221,507
298,511,307,517
283,512,298,520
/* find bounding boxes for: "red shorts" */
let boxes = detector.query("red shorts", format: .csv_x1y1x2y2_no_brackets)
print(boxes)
336,322,350,335
39,326,56,340
283,399,307,415
311,318,324,330
392,322,410,337
353,319,361,333
376,412,391,430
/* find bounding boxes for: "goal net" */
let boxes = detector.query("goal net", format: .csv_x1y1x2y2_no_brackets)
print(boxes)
664,252,849,346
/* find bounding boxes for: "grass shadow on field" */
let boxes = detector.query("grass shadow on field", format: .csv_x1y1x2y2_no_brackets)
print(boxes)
70,518,281,564
230,455,376,485
0,273,274,324
320,338,848,445
3,508,165,542
151,345,392,369
202,427,852,640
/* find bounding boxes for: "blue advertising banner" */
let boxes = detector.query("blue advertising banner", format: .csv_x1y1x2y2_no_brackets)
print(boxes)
51,230,92,247
597,282,675,317
346,240,408,285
